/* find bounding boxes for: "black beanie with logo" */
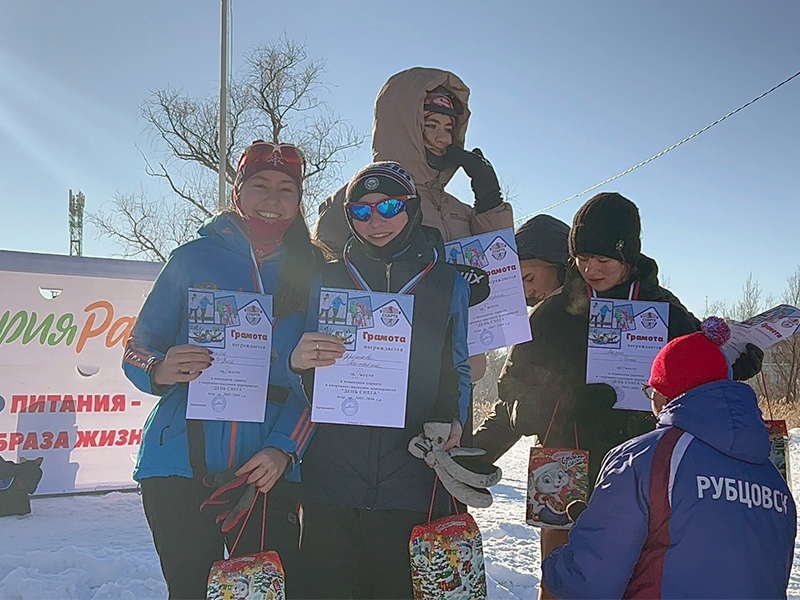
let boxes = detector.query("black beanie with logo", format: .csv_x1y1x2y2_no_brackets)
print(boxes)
568,192,641,265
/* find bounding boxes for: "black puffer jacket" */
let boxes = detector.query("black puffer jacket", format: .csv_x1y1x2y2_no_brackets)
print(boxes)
301,229,471,513
497,254,700,486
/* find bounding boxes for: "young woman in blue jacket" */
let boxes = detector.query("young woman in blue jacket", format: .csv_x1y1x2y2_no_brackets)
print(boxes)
123,141,320,599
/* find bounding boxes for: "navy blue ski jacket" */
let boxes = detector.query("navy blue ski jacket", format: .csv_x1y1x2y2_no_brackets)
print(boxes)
543,379,796,599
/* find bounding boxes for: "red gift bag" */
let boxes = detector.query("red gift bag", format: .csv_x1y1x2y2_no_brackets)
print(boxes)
766,419,792,485
409,480,487,599
526,447,589,529
207,493,285,600
525,399,590,529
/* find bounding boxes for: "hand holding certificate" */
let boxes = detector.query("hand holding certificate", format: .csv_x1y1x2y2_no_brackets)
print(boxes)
586,298,670,411
443,228,531,355
719,304,800,364
291,332,346,369
311,287,414,428
186,288,273,423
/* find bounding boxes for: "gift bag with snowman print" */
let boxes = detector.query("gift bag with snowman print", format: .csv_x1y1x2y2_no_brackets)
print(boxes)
410,509,487,599
207,550,285,600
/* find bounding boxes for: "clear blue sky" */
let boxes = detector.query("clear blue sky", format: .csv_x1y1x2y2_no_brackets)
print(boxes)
1,1,798,316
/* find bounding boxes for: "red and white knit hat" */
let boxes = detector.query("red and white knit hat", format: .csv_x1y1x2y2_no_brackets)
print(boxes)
648,317,732,400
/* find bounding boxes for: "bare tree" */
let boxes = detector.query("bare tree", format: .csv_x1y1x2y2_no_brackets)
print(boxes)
706,270,799,405
702,296,729,319
703,273,774,322
731,273,765,322
89,35,364,261
769,266,800,403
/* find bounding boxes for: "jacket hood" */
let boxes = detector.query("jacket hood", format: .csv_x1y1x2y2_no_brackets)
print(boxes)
658,379,770,464
372,67,470,187
197,211,252,255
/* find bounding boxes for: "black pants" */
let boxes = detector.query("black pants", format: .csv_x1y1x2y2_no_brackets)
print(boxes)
300,503,432,599
141,476,302,600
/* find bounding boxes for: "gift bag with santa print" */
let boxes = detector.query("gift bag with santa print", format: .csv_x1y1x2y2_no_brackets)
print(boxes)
409,489,487,599
526,447,590,529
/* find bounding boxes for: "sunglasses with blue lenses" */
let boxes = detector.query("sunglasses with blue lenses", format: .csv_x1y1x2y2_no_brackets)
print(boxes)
346,196,414,222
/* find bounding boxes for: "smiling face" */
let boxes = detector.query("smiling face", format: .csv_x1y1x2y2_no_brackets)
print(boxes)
575,254,630,293
237,170,301,222
422,113,454,156
520,258,562,305
349,192,409,247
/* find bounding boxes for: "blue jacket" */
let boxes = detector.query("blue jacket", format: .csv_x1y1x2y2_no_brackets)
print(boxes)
543,379,796,599
122,213,312,481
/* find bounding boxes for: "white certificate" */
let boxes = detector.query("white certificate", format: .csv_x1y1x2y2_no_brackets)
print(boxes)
186,288,273,422
312,288,413,428
444,228,531,355
586,299,670,411
720,304,800,364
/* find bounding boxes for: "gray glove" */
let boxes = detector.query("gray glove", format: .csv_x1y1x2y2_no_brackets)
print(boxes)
409,422,502,508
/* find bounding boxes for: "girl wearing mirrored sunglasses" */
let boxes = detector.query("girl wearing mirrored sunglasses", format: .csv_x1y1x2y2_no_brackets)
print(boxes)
291,161,472,599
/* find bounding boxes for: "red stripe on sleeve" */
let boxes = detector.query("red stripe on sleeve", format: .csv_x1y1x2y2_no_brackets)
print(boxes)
624,427,685,599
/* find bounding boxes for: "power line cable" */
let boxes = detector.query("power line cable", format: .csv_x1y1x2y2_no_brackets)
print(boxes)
515,68,800,224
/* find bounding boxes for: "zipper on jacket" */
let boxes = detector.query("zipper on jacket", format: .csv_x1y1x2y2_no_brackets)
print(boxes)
385,262,392,292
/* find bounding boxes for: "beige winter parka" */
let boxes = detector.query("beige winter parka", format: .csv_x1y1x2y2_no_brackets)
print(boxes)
315,67,514,255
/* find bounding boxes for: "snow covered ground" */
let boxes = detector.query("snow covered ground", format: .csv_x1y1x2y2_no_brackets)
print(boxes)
2,432,800,599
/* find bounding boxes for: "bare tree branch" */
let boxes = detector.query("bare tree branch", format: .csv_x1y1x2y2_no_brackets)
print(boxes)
90,33,364,257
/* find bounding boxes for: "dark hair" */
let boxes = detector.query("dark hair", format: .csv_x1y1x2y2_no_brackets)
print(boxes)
274,204,330,319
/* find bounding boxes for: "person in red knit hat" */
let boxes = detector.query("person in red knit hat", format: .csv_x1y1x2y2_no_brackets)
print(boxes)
542,317,796,599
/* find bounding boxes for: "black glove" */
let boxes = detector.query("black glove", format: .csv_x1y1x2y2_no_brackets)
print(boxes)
441,146,503,214
453,264,490,307
567,499,588,523
731,343,764,381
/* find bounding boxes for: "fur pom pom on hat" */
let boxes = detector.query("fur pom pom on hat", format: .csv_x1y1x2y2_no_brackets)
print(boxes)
569,192,641,265
648,316,732,400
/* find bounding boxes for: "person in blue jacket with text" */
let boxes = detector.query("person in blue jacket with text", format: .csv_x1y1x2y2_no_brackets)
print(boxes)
543,317,795,599
123,141,322,600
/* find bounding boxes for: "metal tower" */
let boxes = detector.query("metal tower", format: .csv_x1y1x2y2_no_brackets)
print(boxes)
69,189,85,256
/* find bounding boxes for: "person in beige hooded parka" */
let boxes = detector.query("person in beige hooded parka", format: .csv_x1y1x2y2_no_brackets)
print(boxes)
316,66,513,253
316,68,514,386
